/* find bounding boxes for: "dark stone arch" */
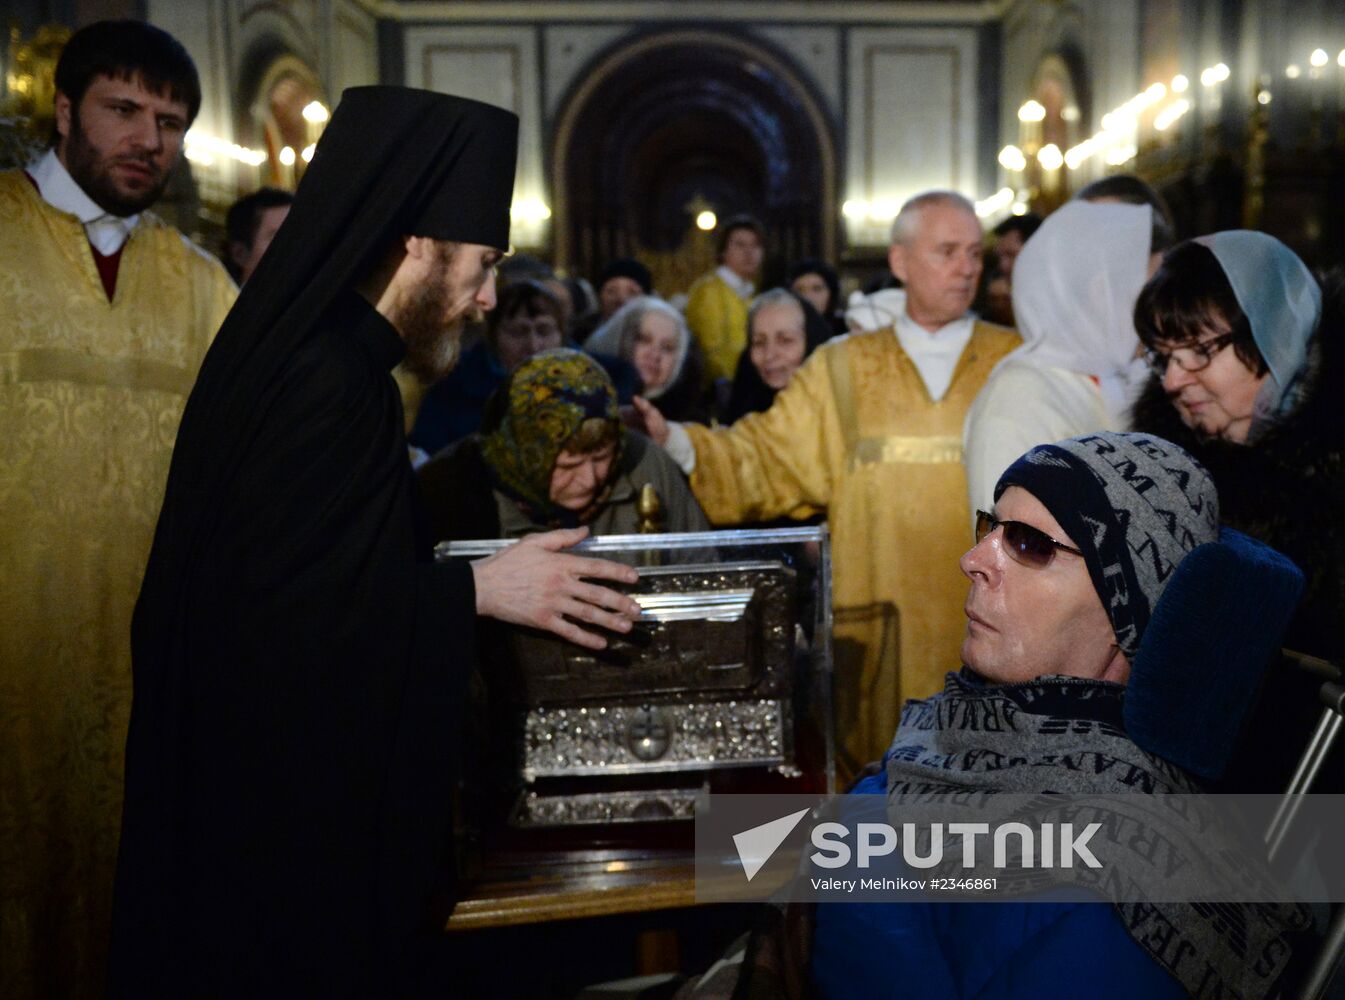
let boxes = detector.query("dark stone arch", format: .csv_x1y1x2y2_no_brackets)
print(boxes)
552,29,836,291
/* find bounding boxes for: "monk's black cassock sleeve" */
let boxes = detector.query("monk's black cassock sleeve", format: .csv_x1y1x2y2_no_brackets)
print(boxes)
108,293,475,996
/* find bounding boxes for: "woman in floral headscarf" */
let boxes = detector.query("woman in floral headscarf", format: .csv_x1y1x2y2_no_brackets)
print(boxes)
417,348,708,543
1130,233,1345,791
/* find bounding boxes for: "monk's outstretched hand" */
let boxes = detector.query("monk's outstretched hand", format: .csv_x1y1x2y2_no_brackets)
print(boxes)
471,526,642,650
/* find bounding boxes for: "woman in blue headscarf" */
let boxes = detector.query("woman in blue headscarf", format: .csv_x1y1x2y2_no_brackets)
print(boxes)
1130,233,1345,789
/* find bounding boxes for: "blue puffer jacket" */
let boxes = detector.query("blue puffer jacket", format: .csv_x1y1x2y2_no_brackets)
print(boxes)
810,773,1188,1000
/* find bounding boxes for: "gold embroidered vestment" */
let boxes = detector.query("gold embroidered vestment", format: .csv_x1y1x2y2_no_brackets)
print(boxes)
0,170,236,998
686,322,1020,773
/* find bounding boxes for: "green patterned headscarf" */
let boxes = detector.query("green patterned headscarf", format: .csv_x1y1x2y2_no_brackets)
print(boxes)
479,348,622,522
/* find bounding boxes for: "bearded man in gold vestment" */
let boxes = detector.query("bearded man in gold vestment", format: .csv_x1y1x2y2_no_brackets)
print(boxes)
0,22,236,998
637,192,1019,775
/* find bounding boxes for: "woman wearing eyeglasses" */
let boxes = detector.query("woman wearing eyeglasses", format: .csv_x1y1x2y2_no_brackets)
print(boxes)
1130,232,1345,789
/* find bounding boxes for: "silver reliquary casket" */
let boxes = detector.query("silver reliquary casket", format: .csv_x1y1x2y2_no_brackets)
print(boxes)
436,527,834,830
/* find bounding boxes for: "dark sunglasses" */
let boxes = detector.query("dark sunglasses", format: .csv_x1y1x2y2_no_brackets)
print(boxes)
974,510,1084,568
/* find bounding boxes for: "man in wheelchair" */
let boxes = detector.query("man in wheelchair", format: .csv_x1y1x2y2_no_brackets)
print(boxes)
724,432,1314,1000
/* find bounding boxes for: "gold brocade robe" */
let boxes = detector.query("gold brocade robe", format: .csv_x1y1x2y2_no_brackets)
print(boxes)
686,322,1019,774
0,170,236,999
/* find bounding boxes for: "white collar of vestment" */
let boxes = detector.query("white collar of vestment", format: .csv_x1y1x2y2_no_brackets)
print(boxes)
890,308,976,402
715,265,755,300
893,308,975,349
29,148,140,254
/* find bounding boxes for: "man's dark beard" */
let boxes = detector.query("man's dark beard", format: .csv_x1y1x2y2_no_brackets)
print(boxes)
397,281,474,384
63,112,172,216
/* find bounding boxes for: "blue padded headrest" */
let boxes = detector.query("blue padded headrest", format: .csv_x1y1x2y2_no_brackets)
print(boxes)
1124,527,1305,782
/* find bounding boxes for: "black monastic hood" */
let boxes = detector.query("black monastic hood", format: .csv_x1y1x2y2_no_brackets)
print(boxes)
138,86,518,666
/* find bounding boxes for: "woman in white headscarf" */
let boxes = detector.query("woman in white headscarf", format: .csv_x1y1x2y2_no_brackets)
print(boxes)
582,294,708,422
962,200,1154,515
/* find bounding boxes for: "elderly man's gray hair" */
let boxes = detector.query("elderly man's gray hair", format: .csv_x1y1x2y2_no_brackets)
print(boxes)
889,190,978,246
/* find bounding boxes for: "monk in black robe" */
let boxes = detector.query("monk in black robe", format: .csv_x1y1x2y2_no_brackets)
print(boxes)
107,87,641,998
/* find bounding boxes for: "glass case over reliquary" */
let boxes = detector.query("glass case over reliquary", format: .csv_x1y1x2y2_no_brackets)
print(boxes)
436,527,834,833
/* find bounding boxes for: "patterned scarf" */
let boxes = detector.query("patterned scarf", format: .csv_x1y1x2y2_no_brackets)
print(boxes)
886,672,1311,999
479,348,621,525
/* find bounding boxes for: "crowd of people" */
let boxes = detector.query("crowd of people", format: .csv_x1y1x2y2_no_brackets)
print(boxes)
3,17,1344,1000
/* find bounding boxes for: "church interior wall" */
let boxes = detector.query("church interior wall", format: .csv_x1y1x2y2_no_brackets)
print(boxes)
329,0,380,101
997,0,1139,192
989,0,1344,264
6,0,1343,270
841,24,981,248
378,2,995,292
401,22,549,249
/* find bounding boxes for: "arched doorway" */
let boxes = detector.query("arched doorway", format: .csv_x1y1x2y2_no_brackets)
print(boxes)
553,30,836,296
